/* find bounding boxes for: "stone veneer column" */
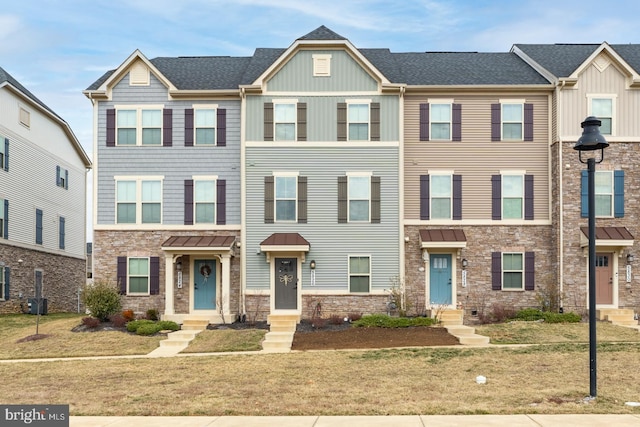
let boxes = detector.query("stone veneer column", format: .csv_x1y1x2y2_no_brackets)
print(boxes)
221,254,231,317
164,255,175,315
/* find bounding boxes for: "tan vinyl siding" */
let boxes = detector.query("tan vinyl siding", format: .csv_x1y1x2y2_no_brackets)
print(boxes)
404,94,550,221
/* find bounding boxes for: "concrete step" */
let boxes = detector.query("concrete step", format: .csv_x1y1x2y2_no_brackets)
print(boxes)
159,339,192,347
182,319,209,331
597,308,634,321
445,325,476,336
269,323,297,332
456,334,490,346
267,314,300,324
261,341,293,353
438,310,463,326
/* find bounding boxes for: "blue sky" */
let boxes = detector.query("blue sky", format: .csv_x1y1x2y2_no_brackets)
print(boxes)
1,0,639,237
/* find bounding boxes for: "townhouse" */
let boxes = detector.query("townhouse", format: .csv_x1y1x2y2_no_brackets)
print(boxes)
85,27,640,325
0,66,91,314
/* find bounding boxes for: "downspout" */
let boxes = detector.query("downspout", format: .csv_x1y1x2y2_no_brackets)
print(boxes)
239,86,247,319
557,80,565,311
398,85,406,312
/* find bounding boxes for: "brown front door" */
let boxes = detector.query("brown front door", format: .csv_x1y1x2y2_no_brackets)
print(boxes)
595,253,613,305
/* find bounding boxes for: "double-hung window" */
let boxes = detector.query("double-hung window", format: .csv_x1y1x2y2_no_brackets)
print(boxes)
431,174,452,219
0,199,6,238
56,166,69,189
349,255,370,293
116,177,163,224
595,171,614,216
589,96,614,135
502,253,524,290
116,107,163,145
348,175,370,222
274,103,296,141
275,175,297,221
195,108,216,145
0,136,7,171
0,265,5,300
430,103,452,140
502,175,524,219
58,216,65,250
502,103,523,140
348,103,370,141
128,257,150,294
194,179,216,224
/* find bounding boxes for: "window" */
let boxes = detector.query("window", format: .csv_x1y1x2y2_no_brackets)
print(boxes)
116,107,163,146
491,101,533,141
0,199,6,239
56,166,69,189
502,253,524,290
0,137,7,171
195,108,216,145
502,175,524,219
194,180,216,224
275,176,297,221
116,177,163,224
349,175,370,222
274,104,296,141
128,257,149,294
35,208,43,245
590,97,614,135
313,54,331,76
348,103,369,141
430,104,452,140
349,256,370,293
581,170,624,218
59,217,65,250
431,175,452,219
0,265,6,300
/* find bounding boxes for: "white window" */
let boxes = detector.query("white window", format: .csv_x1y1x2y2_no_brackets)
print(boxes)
431,174,452,219
348,102,370,141
349,255,370,293
313,54,332,76
590,96,614,135
502,103,523,140
0,198,5,238
128,257,149,294
194,179,216,224
502,174,524,219
0,135,6,170
275,175,297,221
116,106,163,146
274,103,296,141
502,253,524,290
348,175,370,222
116,177,163,224
430,103,452,140
195,108,216,145
595,170,613,217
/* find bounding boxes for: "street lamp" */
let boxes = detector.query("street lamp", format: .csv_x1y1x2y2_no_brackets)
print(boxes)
573,116,609,399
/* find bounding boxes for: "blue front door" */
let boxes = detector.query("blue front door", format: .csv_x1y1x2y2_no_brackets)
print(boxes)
430,254,452,305
194,259,216,310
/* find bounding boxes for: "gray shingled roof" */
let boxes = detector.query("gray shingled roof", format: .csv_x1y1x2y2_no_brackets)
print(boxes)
0,66,60,118
515,44,640,78
86,25,554,91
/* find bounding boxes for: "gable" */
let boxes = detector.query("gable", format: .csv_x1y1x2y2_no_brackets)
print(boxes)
266,49,379,92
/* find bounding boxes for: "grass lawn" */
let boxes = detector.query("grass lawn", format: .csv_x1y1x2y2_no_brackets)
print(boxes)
1,313,640,416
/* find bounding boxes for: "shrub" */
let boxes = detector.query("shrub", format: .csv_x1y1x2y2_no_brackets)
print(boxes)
352,314,436,328
515,308,545,321
81,316,100,329
82,281,122,322
126,319,154,333
348,312,363,322
311,317,326,329
542,311,582,323
122,309,135,322
146,308,159,321
109,313,127,328
156,320,180,331
135,323,162,336
329,314,344,325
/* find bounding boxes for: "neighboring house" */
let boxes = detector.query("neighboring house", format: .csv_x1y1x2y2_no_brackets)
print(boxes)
0,66,91,314
85,28,640,325
514,43,640,314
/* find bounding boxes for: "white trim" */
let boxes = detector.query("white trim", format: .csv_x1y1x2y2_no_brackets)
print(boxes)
192,178,218,225
113,105,166,146
114,176,164,225
427,100,453,141
312,54,332,77
273,174,298,223
587,94,617,136
348,254,372,293
126,256,151,296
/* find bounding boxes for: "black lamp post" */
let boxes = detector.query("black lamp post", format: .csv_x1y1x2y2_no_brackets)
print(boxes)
573,116,609,399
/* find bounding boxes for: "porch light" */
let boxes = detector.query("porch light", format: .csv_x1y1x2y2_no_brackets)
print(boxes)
627,254,634,264
462,259,468,269
176,260,182,271
310,260,316,270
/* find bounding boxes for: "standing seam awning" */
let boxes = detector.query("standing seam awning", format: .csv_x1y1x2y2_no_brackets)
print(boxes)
161,235,236,251
259,233,310,252
419,229,467,249
579,226,634,248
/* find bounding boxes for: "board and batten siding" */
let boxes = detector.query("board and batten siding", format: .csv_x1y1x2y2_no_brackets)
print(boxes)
95,74,241,225
403,94,550,221
560,60,640,138
266,50,379,93
245,146,400,291
0,90,87,258
245,95,399,142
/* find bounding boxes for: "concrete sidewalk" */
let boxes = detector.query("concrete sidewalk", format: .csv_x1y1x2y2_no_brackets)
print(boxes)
70,414,640,426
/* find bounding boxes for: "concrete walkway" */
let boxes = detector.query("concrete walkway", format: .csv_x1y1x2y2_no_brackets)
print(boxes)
69,414,640,426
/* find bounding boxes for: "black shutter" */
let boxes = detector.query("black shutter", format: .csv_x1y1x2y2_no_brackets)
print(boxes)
491,175,501,220
338,176,348,223
297,103,307,142
298,176,307,223
163,109,172,146
184,109,194,146
3,199,8,239
217,109,226,146
56,165,61,187
117,256,127,294
217,180,226,225
35,209,43,245
525,252,535,290
184,180,193,225
3,138,8,171
150,257,160,295
419,103,429,141
453,174,462,220
491,104,501,141
337,103,347,141
4,267,9,300
264,103,274,141
370,102,380,141
524,104,533,141
64,169,69,190
264,176,274,223
371,176,381,223
524,175,534,220
420,175,430,220
491,252,502,290
106,109,116,146
452,104,462,141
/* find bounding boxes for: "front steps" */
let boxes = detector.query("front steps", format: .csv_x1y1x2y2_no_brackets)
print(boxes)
597,308,640,330
436,309,490,346
147,318,209,357
261,314,299,353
